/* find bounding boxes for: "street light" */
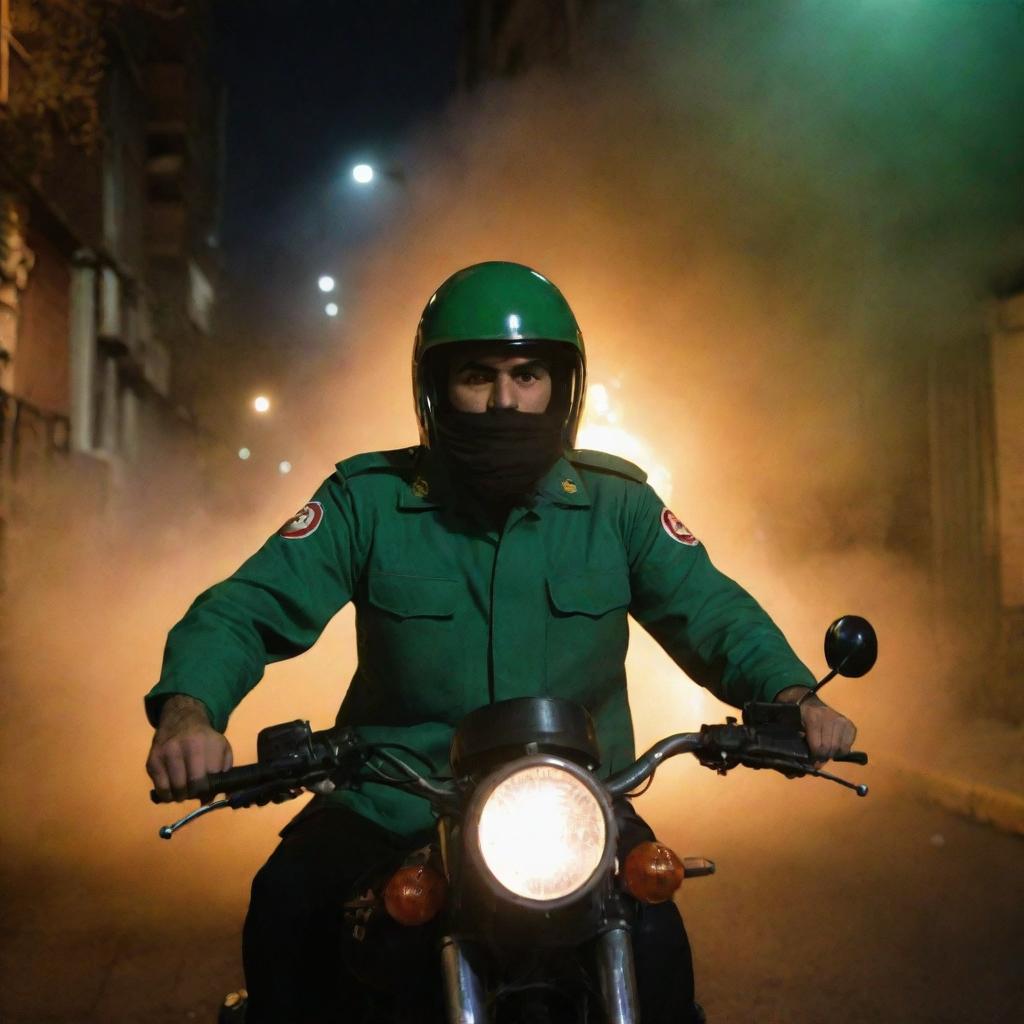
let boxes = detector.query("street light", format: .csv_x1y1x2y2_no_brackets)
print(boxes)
278,460,292,474
318,275,336,293
238,447,251,460
352,163,374,184
253,395,271,414
325,302,339,317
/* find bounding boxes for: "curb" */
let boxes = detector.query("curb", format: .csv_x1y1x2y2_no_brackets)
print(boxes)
880,758,1024,838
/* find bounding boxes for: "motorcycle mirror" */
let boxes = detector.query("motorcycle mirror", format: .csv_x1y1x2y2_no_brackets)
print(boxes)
824,616,877,678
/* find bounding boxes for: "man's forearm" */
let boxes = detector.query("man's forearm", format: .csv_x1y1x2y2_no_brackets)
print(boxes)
156,693,213,728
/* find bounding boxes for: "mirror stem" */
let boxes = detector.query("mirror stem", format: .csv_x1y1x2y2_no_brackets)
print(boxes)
800,667,839,703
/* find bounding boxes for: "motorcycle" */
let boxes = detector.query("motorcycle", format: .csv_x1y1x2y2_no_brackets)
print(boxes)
154,615,876,1023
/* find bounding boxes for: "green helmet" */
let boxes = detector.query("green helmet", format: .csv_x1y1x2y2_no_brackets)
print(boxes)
413,261,587,447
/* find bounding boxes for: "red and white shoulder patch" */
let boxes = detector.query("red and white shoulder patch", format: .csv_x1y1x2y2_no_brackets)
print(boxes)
660,507,699,546
278,501,324,540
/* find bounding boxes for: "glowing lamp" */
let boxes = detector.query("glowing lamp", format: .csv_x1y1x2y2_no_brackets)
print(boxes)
621,841,685,904
475,762,607,902
383,864,447,925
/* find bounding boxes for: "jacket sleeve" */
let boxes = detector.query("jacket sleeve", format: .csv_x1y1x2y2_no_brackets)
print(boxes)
626,483,815,707
144,475,367,732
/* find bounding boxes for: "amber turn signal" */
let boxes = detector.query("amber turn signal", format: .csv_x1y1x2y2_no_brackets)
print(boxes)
383,864,447,925
621,841,685,904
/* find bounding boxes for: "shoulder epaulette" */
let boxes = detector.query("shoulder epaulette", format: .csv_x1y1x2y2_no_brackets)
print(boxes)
568,449,647,484
335,447,419,480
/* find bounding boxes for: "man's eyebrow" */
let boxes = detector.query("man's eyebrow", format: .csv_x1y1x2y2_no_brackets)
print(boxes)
455,358,550,374
455,360,498,375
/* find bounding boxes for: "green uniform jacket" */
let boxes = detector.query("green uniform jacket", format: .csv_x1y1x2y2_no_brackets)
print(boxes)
146,447,815,835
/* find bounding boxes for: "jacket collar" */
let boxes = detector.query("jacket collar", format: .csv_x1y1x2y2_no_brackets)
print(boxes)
396,448,591,512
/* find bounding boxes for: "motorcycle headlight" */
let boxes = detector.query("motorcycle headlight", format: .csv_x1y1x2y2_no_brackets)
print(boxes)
466,756,614,906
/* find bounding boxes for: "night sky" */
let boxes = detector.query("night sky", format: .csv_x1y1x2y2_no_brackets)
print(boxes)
211,0,461,325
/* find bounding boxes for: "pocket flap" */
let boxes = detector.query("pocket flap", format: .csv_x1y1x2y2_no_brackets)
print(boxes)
368,573,457,619
547,571,630,617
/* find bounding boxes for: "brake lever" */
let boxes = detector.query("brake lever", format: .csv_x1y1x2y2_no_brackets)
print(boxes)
157,776,314,839
808,765,869,796
158,798,232,839
740,753,868,797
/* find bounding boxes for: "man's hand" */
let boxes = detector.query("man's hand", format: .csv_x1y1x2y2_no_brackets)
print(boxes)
774,685,857,765
146,694,233,802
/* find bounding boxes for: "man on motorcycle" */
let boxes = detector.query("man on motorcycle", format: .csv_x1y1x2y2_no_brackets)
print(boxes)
145,261,857,1023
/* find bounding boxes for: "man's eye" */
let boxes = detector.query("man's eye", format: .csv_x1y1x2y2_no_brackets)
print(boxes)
515,371,539,383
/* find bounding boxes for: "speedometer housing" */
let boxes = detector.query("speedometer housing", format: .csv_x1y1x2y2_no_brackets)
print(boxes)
450,697,601,777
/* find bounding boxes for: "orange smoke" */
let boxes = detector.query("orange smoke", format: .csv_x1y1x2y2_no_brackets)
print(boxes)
3,0,1018,939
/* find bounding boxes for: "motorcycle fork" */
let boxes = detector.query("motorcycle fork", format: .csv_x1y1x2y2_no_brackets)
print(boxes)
435,817,640,1024
436,816,487,1023
440,935,487,1024
593,896,640,1024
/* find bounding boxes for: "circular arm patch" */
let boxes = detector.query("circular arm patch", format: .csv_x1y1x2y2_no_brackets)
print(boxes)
661,508,699,546
278,501,324,539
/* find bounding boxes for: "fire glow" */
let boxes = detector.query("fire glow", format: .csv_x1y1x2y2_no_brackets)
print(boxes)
578,381,674,502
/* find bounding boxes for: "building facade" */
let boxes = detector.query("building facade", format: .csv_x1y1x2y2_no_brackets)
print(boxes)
0,0,223,588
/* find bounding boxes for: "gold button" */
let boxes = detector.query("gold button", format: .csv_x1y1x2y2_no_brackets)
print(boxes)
411,477,430,498
561,479,577,494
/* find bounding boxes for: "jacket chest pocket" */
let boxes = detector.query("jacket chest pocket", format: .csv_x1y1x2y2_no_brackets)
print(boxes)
545,570,631,702
357,573,466,724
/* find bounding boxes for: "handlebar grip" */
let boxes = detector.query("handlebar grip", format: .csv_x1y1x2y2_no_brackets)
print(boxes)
833,751,868,765
149,761,278,804
205,762,278,795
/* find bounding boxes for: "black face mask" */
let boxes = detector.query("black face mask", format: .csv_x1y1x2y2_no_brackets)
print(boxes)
436,409,565,502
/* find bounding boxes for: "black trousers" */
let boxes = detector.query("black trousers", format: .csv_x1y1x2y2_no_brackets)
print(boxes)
242,803,698,1023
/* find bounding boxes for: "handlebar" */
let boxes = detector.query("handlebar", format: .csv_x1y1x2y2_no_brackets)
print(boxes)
149,725,459,809
606,723,868,799
606,733,703,797
150,721,364,804
153,715,869,837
